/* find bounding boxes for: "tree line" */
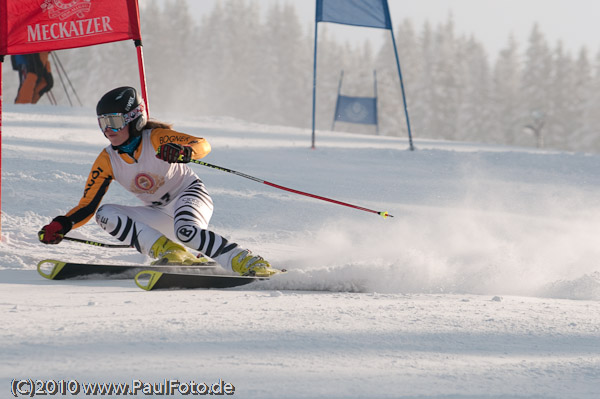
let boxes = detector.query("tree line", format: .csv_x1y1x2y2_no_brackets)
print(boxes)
3,0,600,153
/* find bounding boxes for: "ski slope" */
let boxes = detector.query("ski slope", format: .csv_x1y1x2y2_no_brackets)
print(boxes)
1,104,600,398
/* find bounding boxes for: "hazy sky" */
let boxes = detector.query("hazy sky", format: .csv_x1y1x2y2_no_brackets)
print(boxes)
163,0,600,57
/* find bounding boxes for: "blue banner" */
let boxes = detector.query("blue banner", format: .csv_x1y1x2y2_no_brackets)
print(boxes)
316,0,392,29
334,95,378,125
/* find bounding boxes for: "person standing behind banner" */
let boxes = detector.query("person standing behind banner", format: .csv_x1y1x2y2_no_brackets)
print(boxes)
11,52,54,104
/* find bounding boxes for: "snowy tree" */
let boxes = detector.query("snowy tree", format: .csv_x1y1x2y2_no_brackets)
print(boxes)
413,21,436,139
520,24,552,147
547,42,576,150
456,36,493,143
314,27,347,130
491,36,521,145
195,0,228,116
263,2,312,127
583,50,600,150
376,19,420,138
153,0,198,113
429,16,462,140
6,0,600,153
570,48,596,150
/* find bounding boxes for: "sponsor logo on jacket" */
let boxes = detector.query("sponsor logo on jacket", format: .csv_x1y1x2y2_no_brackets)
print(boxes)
130,173,165,195
83,166,103,198
159,136,190,145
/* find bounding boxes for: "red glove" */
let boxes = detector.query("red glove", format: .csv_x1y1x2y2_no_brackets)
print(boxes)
38,216,72,245
156,143,193,163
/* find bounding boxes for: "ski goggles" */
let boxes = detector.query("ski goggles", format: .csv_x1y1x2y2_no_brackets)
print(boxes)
97,103,145,132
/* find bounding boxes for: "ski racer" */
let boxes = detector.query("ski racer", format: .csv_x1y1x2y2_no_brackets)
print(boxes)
37,86,277,277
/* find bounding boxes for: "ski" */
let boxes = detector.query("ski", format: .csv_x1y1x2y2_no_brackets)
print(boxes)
37,259,218,281
134,270,267,291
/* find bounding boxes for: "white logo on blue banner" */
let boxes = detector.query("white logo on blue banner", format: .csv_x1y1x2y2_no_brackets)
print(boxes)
335,95,377,125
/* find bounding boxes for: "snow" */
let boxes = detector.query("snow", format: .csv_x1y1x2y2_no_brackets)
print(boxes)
1,104,600,398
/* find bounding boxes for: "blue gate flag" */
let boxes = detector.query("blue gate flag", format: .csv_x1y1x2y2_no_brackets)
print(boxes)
334,95,378,125
316,0,392,29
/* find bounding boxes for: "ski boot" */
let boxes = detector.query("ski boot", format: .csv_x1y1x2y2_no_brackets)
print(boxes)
231,249,279,277
150,236,208,265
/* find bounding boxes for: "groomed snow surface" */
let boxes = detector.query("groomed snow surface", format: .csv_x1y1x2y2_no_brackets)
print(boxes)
1,105,599,398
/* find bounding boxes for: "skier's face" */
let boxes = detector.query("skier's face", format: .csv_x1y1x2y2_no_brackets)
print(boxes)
104,124,130,146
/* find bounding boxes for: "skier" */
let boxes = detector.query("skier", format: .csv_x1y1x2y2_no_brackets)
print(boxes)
12,52,54,104
38,86,277,277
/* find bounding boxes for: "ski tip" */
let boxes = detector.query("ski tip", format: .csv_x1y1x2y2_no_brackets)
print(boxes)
246,267,286,278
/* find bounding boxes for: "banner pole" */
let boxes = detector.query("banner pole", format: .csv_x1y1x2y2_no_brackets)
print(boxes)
331,69,344,131
51,52,82,106
311,18,319,149
135,39,150,117
389,27,414,151
0,56,3,239
374,69,379,135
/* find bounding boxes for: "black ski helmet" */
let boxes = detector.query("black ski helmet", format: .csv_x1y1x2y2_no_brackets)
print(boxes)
96,86,147,137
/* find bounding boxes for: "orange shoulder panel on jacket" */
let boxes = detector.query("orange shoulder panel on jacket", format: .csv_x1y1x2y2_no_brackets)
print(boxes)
65,149,114,229
150,128,211,159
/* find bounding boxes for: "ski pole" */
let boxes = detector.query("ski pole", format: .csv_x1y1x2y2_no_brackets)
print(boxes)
190,159,393,218
63,236,132,248
50,52,83,106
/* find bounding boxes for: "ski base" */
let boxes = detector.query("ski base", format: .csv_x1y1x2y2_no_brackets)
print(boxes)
134,270,265,291
37,259,218,281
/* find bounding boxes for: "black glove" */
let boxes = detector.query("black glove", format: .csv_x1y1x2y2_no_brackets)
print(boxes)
156,143,193,163
38,216,72,245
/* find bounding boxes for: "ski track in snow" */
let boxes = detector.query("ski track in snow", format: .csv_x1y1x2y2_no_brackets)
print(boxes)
1,105,600,398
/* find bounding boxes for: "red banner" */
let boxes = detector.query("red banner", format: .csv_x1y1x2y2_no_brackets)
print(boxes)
0,0,141,55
